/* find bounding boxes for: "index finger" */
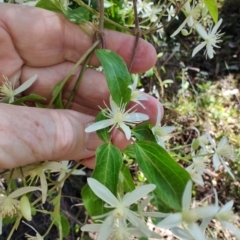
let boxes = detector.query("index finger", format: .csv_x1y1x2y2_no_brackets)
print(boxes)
0,3,156,73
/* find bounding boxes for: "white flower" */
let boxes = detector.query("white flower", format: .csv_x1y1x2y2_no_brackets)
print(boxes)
166,5,178,22
0,74,37,103
85,96,149,140
128,75,148,109
103,0,114,8
157,181,217,229
186,152,209,186
192,19,223,59
27,162,66,203
213,190,240,238
0,187,41,235
156,22,165,39
171,1,201,37
136,0,153,14
83,178,157,239
142,7,162,22
201,189,240,239
51,160,85,187
151,105,175,148
208,135,235,178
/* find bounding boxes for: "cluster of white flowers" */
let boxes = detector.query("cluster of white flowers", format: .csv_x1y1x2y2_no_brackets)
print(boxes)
119,0,223,59
186,128,236,186
82,179,240,240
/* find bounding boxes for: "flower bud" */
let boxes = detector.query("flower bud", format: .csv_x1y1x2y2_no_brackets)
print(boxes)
191,139,200,150
181,29,189,36
20,195,32,221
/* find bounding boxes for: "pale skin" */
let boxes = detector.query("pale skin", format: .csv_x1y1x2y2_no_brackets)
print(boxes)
0,3,163,169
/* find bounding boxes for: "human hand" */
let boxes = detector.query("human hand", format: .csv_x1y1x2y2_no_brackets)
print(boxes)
0,3,163,169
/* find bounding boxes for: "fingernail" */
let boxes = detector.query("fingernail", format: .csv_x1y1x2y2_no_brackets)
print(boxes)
85,122,101,151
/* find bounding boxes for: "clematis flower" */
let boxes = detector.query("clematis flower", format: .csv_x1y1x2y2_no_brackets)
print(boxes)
85,96,149,140
136,0,153,14
171,1,201,37
0,74,37,103
0,186,41,234
213,189,240,238
128,75,148,109
157,181,217,229
166,5,178,22
142,6,162,22
50,160,85,187
82,178,157,239
192,19,223,59
208,135,236,178
151,105,175,148
27,161,66,203
201,189,240,239
186,151,209,186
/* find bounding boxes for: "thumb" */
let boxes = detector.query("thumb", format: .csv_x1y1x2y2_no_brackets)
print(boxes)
0,104,100,169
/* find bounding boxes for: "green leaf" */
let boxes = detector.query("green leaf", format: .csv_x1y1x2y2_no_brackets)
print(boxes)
50,77,71,109
132,141,190,211
204,0,218,23
63,7,90,23
51,213,70,237
95,110,111,143
36,0,62,12
12,94,46,105
132,122,156,142
95,49,131,106
82,143,122,216
120,164,135,192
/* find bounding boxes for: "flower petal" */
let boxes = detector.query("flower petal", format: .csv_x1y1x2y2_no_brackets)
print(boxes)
8,186,41,199
87,178,119,207
189,205,217,221
14,74,37,95
210,18,222,36
81,224,101,232
218,200,234,214
126,210,152,237
125,112,149,122
195,23,208,39
171,17,188,37
182,181,192,210
192,41,206,57
122,184,156,206
85,119,114,132
221,221,240,238
97,215,114,240
188,223,206,240
171,227,193,240
157,213,182,229
119,122,131,140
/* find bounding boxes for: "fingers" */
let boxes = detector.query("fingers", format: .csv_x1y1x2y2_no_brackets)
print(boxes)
0,104,102,169
1,4,156,73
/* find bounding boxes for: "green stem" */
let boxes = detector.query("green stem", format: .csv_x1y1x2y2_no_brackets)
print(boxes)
47,40,100,108
64,48,94,109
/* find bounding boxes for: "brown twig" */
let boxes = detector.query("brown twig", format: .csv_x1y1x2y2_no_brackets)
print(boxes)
128,0,141,72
